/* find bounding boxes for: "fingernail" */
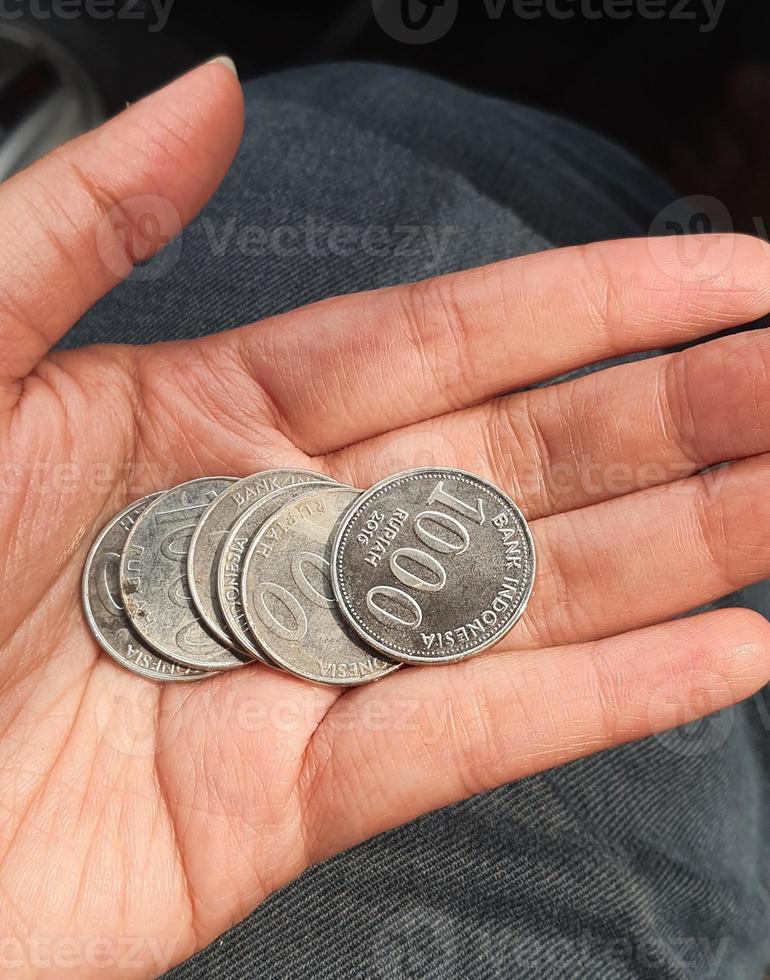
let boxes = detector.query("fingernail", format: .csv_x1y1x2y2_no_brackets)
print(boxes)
207,55,238,79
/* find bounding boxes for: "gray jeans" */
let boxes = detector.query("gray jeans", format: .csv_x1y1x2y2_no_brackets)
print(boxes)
69,63,770,979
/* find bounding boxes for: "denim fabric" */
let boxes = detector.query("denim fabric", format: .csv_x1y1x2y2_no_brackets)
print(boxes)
69,64,770,978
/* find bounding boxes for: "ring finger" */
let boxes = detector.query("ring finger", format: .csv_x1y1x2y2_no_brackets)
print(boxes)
329,325,770,522
517,453,770,650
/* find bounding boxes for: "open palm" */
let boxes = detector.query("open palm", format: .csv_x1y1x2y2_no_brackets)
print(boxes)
1,63,770,978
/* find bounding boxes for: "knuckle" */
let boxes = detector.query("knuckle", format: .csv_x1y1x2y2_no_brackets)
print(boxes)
483,398,531,505
585,644,625,744
661,352,703,467
691,476,737,591
400,274,478,411
574,242,624,353
440,679,520,796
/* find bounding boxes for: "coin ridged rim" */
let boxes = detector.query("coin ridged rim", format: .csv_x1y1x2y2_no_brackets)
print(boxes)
119,476,249,672
241,485,401,686
330,467,536,664
81,494,211,683
187,468,336,649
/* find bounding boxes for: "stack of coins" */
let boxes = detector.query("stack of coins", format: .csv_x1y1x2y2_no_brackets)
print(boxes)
82,467,536,686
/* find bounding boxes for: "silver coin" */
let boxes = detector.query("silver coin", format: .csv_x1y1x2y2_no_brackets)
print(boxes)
217,481,333,662
81,495,209,682
331,467,536,664
242,486,400,686
188,468,335,649
120,477,250,671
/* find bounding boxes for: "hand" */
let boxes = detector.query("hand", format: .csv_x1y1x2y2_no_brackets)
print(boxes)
1,62,769,978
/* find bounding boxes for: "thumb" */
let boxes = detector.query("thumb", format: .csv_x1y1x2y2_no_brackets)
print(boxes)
0,56,244,411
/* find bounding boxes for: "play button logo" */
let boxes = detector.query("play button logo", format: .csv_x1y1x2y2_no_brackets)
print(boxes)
372,0,458,44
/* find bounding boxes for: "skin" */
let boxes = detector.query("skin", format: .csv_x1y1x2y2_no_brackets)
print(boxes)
0,62,769,976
